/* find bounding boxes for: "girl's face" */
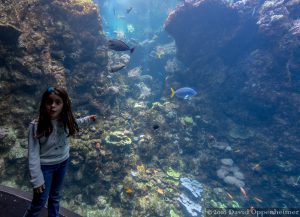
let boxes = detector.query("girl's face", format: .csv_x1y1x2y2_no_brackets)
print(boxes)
45,93,64,120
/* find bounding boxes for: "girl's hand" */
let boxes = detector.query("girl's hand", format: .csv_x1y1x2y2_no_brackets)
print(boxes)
90,115,97,121
33,184,45,194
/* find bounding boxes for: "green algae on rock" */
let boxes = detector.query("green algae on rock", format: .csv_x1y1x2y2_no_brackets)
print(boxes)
180,116,195,125
170,209,181,217
166,167,181,180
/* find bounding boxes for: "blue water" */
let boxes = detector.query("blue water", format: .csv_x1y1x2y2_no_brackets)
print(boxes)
1,0,300,217
96,0,178,41
94,0,300,212
97,0,300,212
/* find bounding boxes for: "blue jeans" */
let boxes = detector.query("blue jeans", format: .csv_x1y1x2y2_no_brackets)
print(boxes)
24,158,69,217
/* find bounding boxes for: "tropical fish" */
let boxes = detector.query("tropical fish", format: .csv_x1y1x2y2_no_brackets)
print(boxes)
253,197,263,203
125,187,134,193
156,188,165,195
240,186,248,198
171,87,197,99
108,39,135,53
137,164,145,173
109,64,126,73
226,191,234,200
126,6,133,14
294,175,300,186
251,163,261,171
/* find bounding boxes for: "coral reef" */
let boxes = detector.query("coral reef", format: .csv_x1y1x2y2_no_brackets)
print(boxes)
217,159,245,188
0,0,108,126
180,177,204,200
165,0,300,127
178,193,202,217
165,0,240,65
163,0,300,209
0,0,118,215
0,127,17,152
178,177,204,217
0,0,110,192
1,0,300,215
104,131,132,151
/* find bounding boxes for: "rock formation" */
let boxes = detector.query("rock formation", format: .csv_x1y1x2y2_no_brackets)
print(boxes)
165,0,300,127
0,0,108,130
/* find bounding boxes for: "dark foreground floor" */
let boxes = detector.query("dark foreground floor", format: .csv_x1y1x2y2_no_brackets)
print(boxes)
0,185,81,217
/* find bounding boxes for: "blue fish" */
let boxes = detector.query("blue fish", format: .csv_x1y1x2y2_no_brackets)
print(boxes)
171,87,197,99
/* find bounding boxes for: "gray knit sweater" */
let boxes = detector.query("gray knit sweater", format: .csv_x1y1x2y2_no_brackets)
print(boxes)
28,116,92,188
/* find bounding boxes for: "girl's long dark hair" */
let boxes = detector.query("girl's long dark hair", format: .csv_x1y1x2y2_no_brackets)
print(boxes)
36,86,79,138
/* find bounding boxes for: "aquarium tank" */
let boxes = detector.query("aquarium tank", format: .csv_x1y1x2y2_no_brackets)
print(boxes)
0,0,300,216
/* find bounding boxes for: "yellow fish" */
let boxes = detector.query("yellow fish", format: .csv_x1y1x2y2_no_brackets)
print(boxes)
125,187,134,193
171,88,175,98
156,188,164,195
137,164,145,173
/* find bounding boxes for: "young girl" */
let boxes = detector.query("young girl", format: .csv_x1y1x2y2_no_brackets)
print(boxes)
24,86,96,217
